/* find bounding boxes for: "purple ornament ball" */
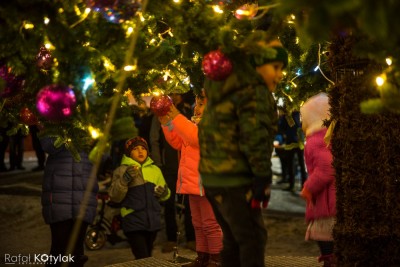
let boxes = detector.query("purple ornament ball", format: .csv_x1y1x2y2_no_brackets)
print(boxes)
0,65,25,98
202,50,233,81
36,84,77,122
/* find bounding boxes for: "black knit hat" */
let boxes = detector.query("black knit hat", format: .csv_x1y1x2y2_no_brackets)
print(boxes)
125,136,149,156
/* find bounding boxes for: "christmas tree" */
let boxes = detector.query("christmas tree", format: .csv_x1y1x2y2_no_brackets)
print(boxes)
5,1,400,266
277,1,400,265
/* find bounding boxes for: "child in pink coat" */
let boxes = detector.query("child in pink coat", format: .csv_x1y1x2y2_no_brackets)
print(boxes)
159,91,222,267
300,92,336,267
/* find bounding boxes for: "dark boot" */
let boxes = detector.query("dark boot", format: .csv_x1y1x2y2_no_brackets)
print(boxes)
206,253,221,267
318,254,336,267
186,252,209,267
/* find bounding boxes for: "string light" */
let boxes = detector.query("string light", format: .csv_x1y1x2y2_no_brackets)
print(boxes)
124,65,137,71
88,125,101,139
102,57,115,71
251,3,280,20
287,14,296,24
139,12,145,22
44,43,52,49
376,75,385,87
44,17,50,24
386,58,392,66
70,7,91,28
316,43,335,85
212,5,223,14
127,27,134,35
83,76,95,93
23,21,34,29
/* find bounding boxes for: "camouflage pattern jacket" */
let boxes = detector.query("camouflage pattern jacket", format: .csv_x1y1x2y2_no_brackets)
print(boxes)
198,72,278,187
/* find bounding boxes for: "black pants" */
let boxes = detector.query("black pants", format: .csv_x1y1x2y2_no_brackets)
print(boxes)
48,219,89,267
286,148,307,189
163,171,195,242
0,129,9,170
125,230,158,259
206,186,267,267
9,131,24,169
318,241,334,255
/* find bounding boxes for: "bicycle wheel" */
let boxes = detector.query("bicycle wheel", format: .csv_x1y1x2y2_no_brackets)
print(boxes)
85,227,107,250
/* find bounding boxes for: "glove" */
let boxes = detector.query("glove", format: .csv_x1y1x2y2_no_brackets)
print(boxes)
154,184,168,198
123,166,139,184
251,177,271,209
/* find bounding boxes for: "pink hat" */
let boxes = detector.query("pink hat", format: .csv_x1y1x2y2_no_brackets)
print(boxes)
300,92,331,136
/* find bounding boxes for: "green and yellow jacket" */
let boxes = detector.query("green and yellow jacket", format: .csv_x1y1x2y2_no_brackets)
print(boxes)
111,155,170,233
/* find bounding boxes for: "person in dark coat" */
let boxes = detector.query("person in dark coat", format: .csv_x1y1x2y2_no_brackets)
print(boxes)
279,111,308,191
41,137,98,267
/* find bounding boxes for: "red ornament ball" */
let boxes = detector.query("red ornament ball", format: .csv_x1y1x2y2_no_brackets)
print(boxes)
202,50,233,81
150,95,173,117
36,84,77,122
20,107,38,126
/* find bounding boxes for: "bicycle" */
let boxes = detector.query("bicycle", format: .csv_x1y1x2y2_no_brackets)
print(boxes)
84,191,126,250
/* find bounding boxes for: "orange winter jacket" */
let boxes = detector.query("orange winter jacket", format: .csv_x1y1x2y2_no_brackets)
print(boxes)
162,114,204,196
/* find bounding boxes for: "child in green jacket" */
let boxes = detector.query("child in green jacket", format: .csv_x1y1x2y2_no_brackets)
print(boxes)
109,136,170,259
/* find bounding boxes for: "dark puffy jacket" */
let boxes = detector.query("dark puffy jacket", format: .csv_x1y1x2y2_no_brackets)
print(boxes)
41,137,98,224
199,72,278,187
118,155,169,233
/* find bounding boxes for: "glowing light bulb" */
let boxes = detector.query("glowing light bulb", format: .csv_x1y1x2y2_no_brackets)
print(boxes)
376,76,385,86
44,17,50,24
44,43,54,50
386,58,392,66
83,77,94,92
89,126,100,139
124,65,137,71
23,22,34,29
213,5,223,14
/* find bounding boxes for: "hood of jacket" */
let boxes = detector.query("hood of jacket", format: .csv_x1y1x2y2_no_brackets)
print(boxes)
120,154,154,167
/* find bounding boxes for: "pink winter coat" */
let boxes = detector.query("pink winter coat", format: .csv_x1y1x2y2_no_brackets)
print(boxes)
162,114,204,196
303,128,336,222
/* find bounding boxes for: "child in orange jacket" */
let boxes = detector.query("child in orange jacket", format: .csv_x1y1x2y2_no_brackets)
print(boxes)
159,91,223,267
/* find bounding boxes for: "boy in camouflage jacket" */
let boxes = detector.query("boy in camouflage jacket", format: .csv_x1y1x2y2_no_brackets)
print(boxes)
198,39,288,267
